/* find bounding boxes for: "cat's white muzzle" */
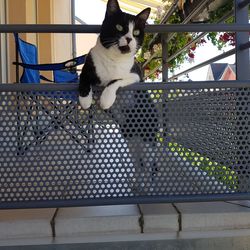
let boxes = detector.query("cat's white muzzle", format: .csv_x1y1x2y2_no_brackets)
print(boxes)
117,22,137,54
118,37,136,54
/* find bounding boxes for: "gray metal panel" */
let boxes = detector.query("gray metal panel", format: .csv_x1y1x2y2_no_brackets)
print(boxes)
0,83,249,208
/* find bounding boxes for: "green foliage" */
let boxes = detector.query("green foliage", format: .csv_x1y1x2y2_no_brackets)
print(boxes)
168,142,238,189
207,0,234,49
209,0,234,23
206,32,225,50
138,0,236,79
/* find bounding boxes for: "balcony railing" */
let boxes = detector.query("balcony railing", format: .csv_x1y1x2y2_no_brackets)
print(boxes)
0,0,249,209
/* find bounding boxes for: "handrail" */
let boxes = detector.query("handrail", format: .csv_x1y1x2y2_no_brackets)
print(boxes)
1,81,250,92
0,24,250,33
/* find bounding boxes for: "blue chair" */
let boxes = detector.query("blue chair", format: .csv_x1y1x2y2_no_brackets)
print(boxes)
13,33,86,83
13,33,92,156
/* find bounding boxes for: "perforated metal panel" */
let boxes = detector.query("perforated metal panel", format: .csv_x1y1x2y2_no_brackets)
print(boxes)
0,83,249,208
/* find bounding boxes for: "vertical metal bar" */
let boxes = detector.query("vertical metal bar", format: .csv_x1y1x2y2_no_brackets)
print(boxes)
234,0,250,192
15,38,20,83
161,34,168,82
71,0,77,58
235,0,250,80
0,38,1,83
0,0,2,83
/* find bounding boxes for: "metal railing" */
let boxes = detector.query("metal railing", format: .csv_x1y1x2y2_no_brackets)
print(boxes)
0,0,249,208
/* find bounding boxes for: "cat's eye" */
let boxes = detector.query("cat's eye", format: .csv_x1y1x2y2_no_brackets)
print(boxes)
133,29,140,36
116,24,123,32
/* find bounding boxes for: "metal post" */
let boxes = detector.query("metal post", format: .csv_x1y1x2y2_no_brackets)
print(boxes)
234,0,250,192
235,0,250,80
161,34,168,82
71,0,77,58
15,38,20,83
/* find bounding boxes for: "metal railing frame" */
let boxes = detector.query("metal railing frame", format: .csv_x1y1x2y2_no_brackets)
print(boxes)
0,23,250,81
0,0,249,208
235,0,250,80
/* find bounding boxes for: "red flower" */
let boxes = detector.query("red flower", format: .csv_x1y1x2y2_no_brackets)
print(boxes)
200,38,206,44
190,45,196,51
188,52,195,58
219,32,236,46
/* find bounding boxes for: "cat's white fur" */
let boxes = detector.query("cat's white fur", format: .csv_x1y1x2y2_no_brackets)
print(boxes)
79,89,92,109
79,21,140,110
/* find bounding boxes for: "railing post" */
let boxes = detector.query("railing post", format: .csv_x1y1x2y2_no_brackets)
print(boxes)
71,0,77,58
161,34,168,82
235,0,250,80
235,0,250,192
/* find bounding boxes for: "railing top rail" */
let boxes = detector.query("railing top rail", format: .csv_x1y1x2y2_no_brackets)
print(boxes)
1,81,250,92
0,24,250,33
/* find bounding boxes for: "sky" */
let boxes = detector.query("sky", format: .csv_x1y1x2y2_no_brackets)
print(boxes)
75,0,106,24
175,43,235,81
75,0,235,81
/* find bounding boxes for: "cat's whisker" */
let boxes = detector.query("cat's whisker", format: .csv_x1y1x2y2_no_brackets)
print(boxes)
102,40,119,48
102,40,115,44
102,41,116,46
101,40,117,45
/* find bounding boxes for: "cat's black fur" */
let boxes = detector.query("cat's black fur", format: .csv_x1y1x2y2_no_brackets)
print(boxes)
79,0,151,110
100,1,147,52
79,0,159,187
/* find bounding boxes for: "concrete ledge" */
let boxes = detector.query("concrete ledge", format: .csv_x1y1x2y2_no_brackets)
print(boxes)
139,204,179,233
2,234,250,250
0,209,56,240
175,202,250,231
54,205,141,237
226,200,250,208
1,201,250,247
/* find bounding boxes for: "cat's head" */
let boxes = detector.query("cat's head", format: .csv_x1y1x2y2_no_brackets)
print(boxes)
100,0,151,55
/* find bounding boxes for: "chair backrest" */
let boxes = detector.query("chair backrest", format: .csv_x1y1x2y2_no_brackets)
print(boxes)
14,33,40,83
14,33,84,84
53,70,79,83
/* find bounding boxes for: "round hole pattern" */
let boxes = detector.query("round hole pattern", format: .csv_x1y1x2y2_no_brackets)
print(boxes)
0,87,249,206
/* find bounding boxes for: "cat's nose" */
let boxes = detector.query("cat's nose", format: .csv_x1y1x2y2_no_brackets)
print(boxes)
126,37,132,44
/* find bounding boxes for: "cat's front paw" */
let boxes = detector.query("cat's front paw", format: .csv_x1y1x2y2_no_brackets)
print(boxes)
79,95,92,109
100,87,116,110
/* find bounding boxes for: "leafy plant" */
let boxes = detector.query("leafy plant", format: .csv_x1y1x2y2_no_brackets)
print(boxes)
138,0,235,80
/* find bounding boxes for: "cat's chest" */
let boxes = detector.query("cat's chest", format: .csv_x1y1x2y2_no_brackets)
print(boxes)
90,46,134,86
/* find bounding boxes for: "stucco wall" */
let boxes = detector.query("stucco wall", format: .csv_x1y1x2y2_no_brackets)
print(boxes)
6,0,73,82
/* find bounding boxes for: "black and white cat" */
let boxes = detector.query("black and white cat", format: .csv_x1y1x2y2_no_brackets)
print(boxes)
79,0,151,110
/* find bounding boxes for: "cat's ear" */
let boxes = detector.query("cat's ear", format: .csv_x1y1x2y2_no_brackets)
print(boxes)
106,0,121,16
136,8,151,23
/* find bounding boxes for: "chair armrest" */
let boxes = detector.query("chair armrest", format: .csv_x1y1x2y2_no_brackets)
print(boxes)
13,54,86,71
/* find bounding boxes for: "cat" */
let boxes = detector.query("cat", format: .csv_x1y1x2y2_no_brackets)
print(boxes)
79,0,151,110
